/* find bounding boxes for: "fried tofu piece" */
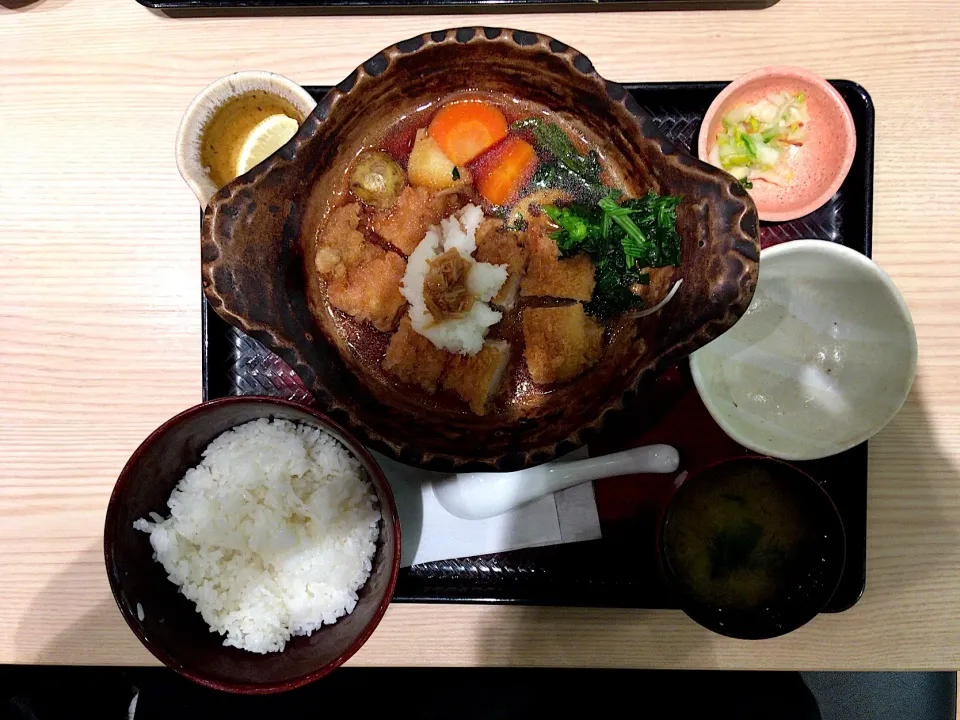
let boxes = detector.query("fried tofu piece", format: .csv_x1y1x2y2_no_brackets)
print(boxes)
371,185,461,256
315,203,366,280
327,253,406,332
442,340,510,415
316,203,407,332
474,220,528,309
523,305,603,384
382,316,452,393
632,266,676,308
520,226,595,301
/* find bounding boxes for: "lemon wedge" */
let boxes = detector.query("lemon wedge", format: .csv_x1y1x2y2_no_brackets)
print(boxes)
235,114,300,177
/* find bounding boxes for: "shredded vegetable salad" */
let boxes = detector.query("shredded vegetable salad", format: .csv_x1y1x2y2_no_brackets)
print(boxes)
714,91,809,187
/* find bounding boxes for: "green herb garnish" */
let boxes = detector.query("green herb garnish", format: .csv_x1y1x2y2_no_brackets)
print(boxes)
506,216,528,232
513,118,604,200
545,204,592,246
543,191,682,319
710,519,764,580
739,178,753,190
598,194,652,268
513,118,603,186
452,166,461,181
511,117,682,319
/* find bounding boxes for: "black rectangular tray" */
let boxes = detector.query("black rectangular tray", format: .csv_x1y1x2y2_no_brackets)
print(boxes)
145,0,778,12
203,80,875,610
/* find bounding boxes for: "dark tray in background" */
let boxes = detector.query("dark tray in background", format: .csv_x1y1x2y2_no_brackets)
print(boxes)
202,80,875,610
144,0,778,12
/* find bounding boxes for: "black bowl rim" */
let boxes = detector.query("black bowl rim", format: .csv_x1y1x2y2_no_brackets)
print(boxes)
658,455,847,640
103,395,401,694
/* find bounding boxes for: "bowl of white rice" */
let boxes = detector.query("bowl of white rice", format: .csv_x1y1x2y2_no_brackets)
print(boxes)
103,397,400,694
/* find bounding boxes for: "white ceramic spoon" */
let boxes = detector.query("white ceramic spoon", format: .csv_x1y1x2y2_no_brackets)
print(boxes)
432,444,680,520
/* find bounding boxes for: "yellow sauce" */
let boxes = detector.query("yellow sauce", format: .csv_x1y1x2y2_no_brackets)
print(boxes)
199,91,305,190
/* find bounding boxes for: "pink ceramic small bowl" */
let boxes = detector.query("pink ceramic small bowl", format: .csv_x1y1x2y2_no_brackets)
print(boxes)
698,66,856,223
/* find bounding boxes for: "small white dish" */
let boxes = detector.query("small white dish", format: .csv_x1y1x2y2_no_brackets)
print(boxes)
432,444,679,520
175,71,316,209
690,240,917,461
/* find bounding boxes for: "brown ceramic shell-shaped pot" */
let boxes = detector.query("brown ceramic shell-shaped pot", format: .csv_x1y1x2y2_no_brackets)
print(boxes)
202,28,759,471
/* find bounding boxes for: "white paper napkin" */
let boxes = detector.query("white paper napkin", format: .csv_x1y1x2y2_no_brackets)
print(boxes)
371,449,602,567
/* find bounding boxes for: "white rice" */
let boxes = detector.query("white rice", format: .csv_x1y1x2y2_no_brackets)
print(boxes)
133,418,380,654
401,204,507,355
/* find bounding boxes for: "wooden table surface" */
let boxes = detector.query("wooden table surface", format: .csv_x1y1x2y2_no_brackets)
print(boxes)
2,0,959,671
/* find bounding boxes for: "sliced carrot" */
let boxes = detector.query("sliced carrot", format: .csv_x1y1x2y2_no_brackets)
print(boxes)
473,136,538,206
428,101,509,166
